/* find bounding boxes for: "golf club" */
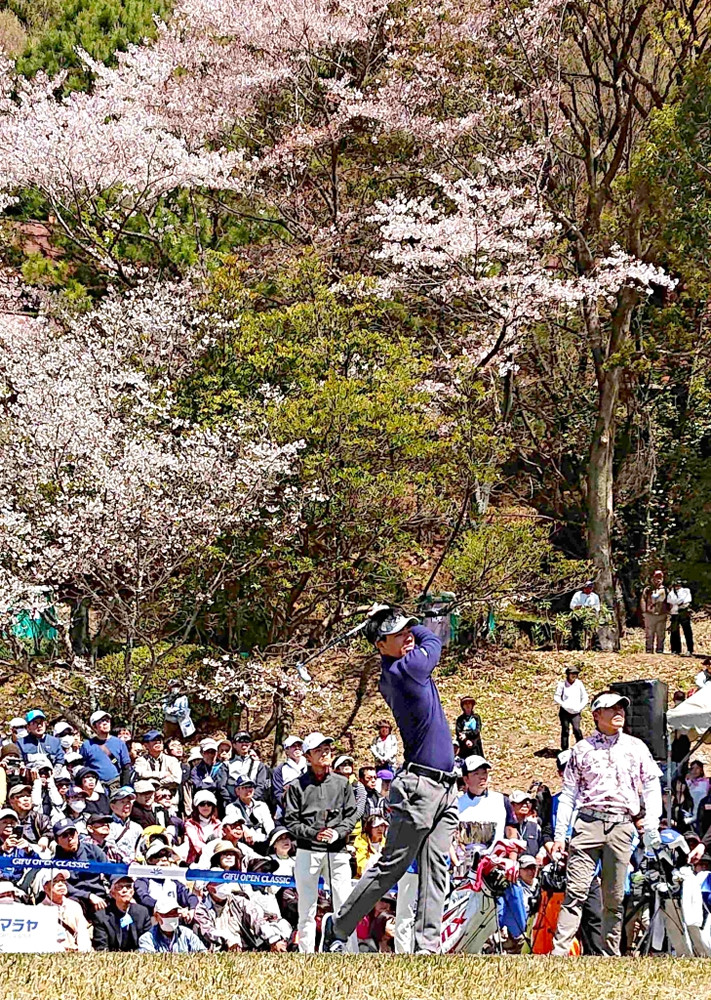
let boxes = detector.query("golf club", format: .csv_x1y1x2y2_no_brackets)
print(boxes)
294,618,372,683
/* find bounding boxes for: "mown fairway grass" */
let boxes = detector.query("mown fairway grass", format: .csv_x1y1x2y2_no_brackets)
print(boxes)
2,955,711,1000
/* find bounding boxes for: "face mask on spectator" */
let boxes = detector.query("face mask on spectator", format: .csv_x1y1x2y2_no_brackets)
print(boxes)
68,800,85,814
60,735,74,750
159,916,179,932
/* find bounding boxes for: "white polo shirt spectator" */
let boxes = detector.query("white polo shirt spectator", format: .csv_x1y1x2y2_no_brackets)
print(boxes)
456,755,513,851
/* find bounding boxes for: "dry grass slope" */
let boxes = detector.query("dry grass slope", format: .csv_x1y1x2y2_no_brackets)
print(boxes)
3,954,711,1000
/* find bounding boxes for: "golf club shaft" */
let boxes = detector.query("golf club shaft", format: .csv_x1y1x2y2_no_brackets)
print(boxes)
297,618,369,669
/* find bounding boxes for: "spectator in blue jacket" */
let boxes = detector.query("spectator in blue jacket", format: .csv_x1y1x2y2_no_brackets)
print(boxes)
138,895,206,953
16,710,64,768
53,817,110,918
79,711,131,791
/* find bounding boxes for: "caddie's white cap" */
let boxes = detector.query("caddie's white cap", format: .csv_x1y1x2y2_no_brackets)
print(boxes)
591,692,630,713
302,732,333,753
283,736,303,748
89,710,111,726
463,754,491,772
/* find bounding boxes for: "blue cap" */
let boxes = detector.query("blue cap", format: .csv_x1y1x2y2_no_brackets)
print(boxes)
377,769,394,781
53,818,79,837
110,785,135,802
25,710,46,723
234,775,255,788
142,730,162,743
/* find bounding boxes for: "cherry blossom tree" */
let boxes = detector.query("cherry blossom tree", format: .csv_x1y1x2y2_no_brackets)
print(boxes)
0,275,301,719
0,0,703,648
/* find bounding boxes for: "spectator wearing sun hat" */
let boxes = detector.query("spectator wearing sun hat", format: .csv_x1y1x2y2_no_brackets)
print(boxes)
79,711,131,792
16,709,65,768
185,789,223,864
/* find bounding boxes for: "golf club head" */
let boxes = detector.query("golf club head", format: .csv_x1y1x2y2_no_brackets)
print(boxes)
295,661,312,683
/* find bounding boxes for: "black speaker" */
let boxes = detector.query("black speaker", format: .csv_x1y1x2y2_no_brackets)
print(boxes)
609,679,668,760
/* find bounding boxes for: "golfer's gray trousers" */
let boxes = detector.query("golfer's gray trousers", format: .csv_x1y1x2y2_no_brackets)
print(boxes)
331,768,458,953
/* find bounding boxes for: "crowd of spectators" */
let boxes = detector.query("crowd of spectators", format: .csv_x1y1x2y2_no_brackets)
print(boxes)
0,708,403,952
0,673,707,956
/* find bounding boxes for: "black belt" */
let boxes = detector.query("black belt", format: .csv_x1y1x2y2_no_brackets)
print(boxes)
402,762,458,786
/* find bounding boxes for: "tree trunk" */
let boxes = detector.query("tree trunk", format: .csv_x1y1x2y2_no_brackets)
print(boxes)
585,290,637,651
587,366,620,650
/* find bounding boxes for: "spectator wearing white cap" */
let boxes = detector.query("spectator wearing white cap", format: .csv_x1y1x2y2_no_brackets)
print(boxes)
133,842,198,916
8,718,27,743
198,805,260,867
53,721,77,754
456,755,517,852
0,808,40,881
0,878,22,903
272,736,306,807
185,789,222,864
78,711,131,793
39,869,93,951
283,732,358,953
130,779,158,828
138,894,206,953
551,691,662,956
31,754,64,819
508,790,543,856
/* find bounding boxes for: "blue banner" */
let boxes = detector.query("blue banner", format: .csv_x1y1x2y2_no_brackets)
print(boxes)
0,855,296,888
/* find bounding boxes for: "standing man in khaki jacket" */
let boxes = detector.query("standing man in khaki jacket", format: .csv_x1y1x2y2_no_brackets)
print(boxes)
641,569,669,654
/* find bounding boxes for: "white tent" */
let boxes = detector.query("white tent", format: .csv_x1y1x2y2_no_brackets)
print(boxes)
667,684,711,741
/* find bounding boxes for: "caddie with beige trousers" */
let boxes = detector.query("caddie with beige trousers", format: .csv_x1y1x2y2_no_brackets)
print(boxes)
551,691,662,956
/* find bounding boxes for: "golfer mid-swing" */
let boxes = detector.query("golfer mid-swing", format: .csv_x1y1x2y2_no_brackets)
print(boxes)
322,606,458,953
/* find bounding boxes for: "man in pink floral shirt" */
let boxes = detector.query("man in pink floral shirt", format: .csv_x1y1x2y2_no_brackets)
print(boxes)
551,691,662,956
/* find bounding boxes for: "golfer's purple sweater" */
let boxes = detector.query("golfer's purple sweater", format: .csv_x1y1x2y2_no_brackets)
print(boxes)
379,625,454,772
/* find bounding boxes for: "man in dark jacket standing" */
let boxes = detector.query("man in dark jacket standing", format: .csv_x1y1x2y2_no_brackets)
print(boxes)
322,607,458,955
53,817,110,918
283,732,358,953
92,875,152,951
